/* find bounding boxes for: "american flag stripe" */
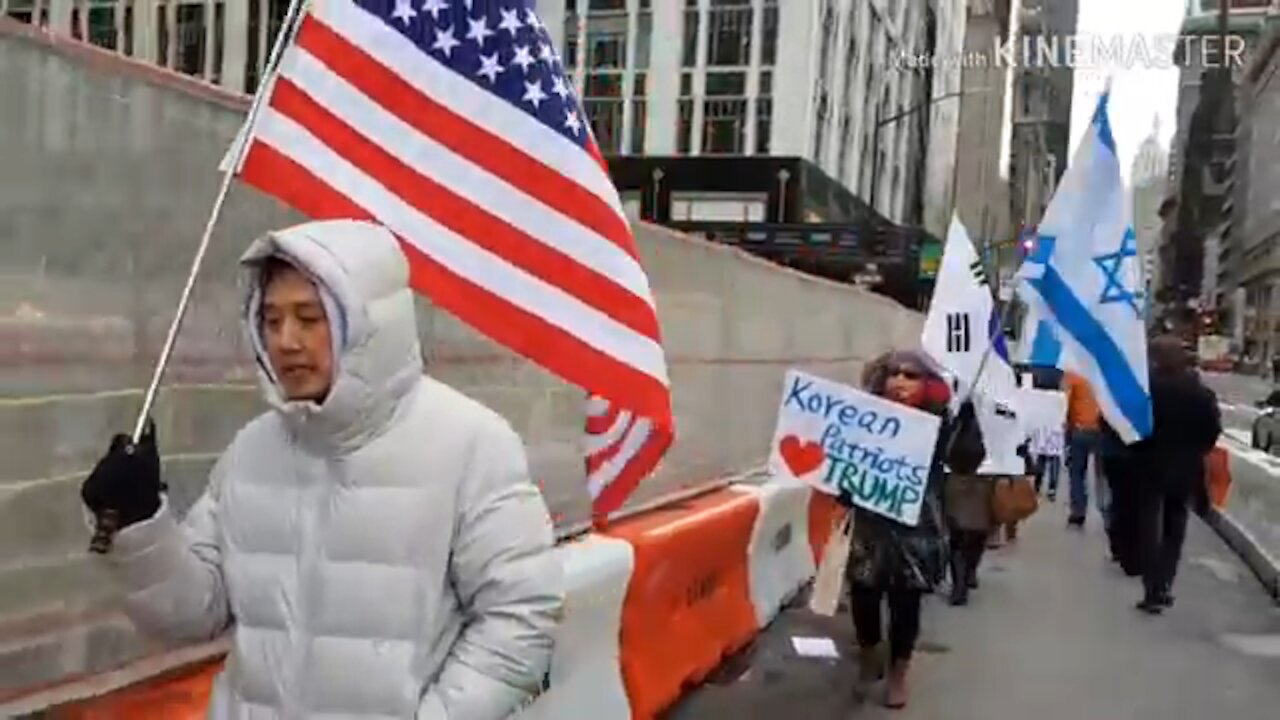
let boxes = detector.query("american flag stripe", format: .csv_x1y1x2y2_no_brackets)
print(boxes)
241,111,672,410
585,393,669,513
291,18,643,275
234,0,673,519
314,0,624,221
265,69,660,341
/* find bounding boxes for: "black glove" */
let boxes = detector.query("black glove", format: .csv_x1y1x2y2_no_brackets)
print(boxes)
81,421,165,529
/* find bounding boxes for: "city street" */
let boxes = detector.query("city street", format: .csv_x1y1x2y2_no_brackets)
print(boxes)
1203,370,1274,435
669,507,1280,720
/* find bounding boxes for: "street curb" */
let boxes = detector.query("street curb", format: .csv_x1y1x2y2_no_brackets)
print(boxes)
1204,508,1280,603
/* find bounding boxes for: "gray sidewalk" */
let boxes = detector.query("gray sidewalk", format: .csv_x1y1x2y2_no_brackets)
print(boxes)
668,506,1280,720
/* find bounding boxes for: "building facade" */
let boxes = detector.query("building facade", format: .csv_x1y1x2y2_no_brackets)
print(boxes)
950,0,1011,263
1006,0,1076,255
1131,119,1168,301
539,0,950,227
1234,13,1280,359
3,0,963,229
1157,0,1271,331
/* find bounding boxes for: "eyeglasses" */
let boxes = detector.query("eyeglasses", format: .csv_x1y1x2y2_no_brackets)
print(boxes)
888,367,922,381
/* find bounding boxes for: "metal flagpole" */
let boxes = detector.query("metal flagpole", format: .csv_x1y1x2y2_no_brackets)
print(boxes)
89,0,311,554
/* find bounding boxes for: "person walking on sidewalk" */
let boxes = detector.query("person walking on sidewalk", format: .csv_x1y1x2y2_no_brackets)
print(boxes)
1100,419,1142,576
1027,365,1064,502
1132,336,1222,614
841,350,986,710
1064,370,1105,529
79,220,564,720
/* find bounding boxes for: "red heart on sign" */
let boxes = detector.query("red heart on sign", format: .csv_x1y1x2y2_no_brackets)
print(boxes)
779,435,826,477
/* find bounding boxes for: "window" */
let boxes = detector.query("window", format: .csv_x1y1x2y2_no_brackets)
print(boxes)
678,99,696,154
706,3,752,66
86,5,118,51
124,3,134,54
631,72,647,154
585,72,624,98
752,70,773,152
584,72,624,153
587,29,626,69
755,95,772,154
584,9,628,70
245,0,289,92
635,9,652,69
585,99,625,153
682,8,699,67
678,70,695,154
174,3,207,77
155,3,169,66
706,71,746,96
761,0,779,66
703,98,749,154
565,35,579,68
212,1,225,84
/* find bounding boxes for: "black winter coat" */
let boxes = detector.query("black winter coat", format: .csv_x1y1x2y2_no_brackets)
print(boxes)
1131,370,1222,495
840,401,986,591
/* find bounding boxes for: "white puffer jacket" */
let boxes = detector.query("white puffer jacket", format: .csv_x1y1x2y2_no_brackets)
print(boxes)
101,220,563,719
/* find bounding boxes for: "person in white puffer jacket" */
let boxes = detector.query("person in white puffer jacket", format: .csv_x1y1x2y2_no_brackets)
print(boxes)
80,219,563,720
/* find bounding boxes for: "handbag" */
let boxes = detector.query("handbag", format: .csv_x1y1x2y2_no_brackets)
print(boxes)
1204,447,1232,510
945,473,994,531
990,474,1039,525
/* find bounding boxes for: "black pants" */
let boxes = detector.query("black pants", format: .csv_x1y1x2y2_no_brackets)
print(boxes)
850,586,923,663
948,529,987,597
1136,482,1191,599
1103,456,1141,574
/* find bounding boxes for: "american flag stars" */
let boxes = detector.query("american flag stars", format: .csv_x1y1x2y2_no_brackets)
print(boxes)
358,0,587,141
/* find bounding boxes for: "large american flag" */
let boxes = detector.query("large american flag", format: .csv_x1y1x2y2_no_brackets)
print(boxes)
231,0,673,521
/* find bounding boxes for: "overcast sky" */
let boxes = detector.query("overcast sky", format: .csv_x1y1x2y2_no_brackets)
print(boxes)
1068,0,1187,183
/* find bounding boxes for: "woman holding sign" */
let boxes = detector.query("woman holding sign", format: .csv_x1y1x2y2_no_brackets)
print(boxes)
842,350,986,710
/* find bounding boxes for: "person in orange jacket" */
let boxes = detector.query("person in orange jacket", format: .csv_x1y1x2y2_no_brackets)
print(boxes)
1063,371,1105,528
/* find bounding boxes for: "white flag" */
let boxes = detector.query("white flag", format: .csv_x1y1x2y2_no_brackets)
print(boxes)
922,215,1019,405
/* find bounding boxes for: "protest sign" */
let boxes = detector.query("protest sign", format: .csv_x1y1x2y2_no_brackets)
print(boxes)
974,395,1028,475
1020,388,1067,457
768,369,942,527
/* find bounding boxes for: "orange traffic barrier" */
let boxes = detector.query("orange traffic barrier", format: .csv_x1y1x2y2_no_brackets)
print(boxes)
1206,446,1232,510
601,487,760,719
49,657,224,720
808,490,847,566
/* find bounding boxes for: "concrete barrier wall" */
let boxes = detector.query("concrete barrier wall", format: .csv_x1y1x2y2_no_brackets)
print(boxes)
0,23,923,694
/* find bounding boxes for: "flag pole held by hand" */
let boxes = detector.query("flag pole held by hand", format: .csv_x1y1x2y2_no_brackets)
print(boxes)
88,0,310,555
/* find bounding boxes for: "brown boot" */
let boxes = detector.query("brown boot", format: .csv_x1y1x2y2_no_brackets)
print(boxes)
858,643,886,685
885,659,910,709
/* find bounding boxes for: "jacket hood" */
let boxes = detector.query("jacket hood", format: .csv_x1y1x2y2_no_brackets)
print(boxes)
862,349,950,415
240,219,423,451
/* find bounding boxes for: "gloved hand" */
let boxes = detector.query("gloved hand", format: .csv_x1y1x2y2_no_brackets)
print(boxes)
81,421,165,530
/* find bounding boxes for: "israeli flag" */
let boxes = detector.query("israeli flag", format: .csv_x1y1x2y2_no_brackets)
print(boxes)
1015,301,1064,367
1017,92,1152,443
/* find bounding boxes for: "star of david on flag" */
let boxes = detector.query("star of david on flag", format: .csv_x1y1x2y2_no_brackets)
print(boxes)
1016,90,1152,443
1093,226,1144,317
